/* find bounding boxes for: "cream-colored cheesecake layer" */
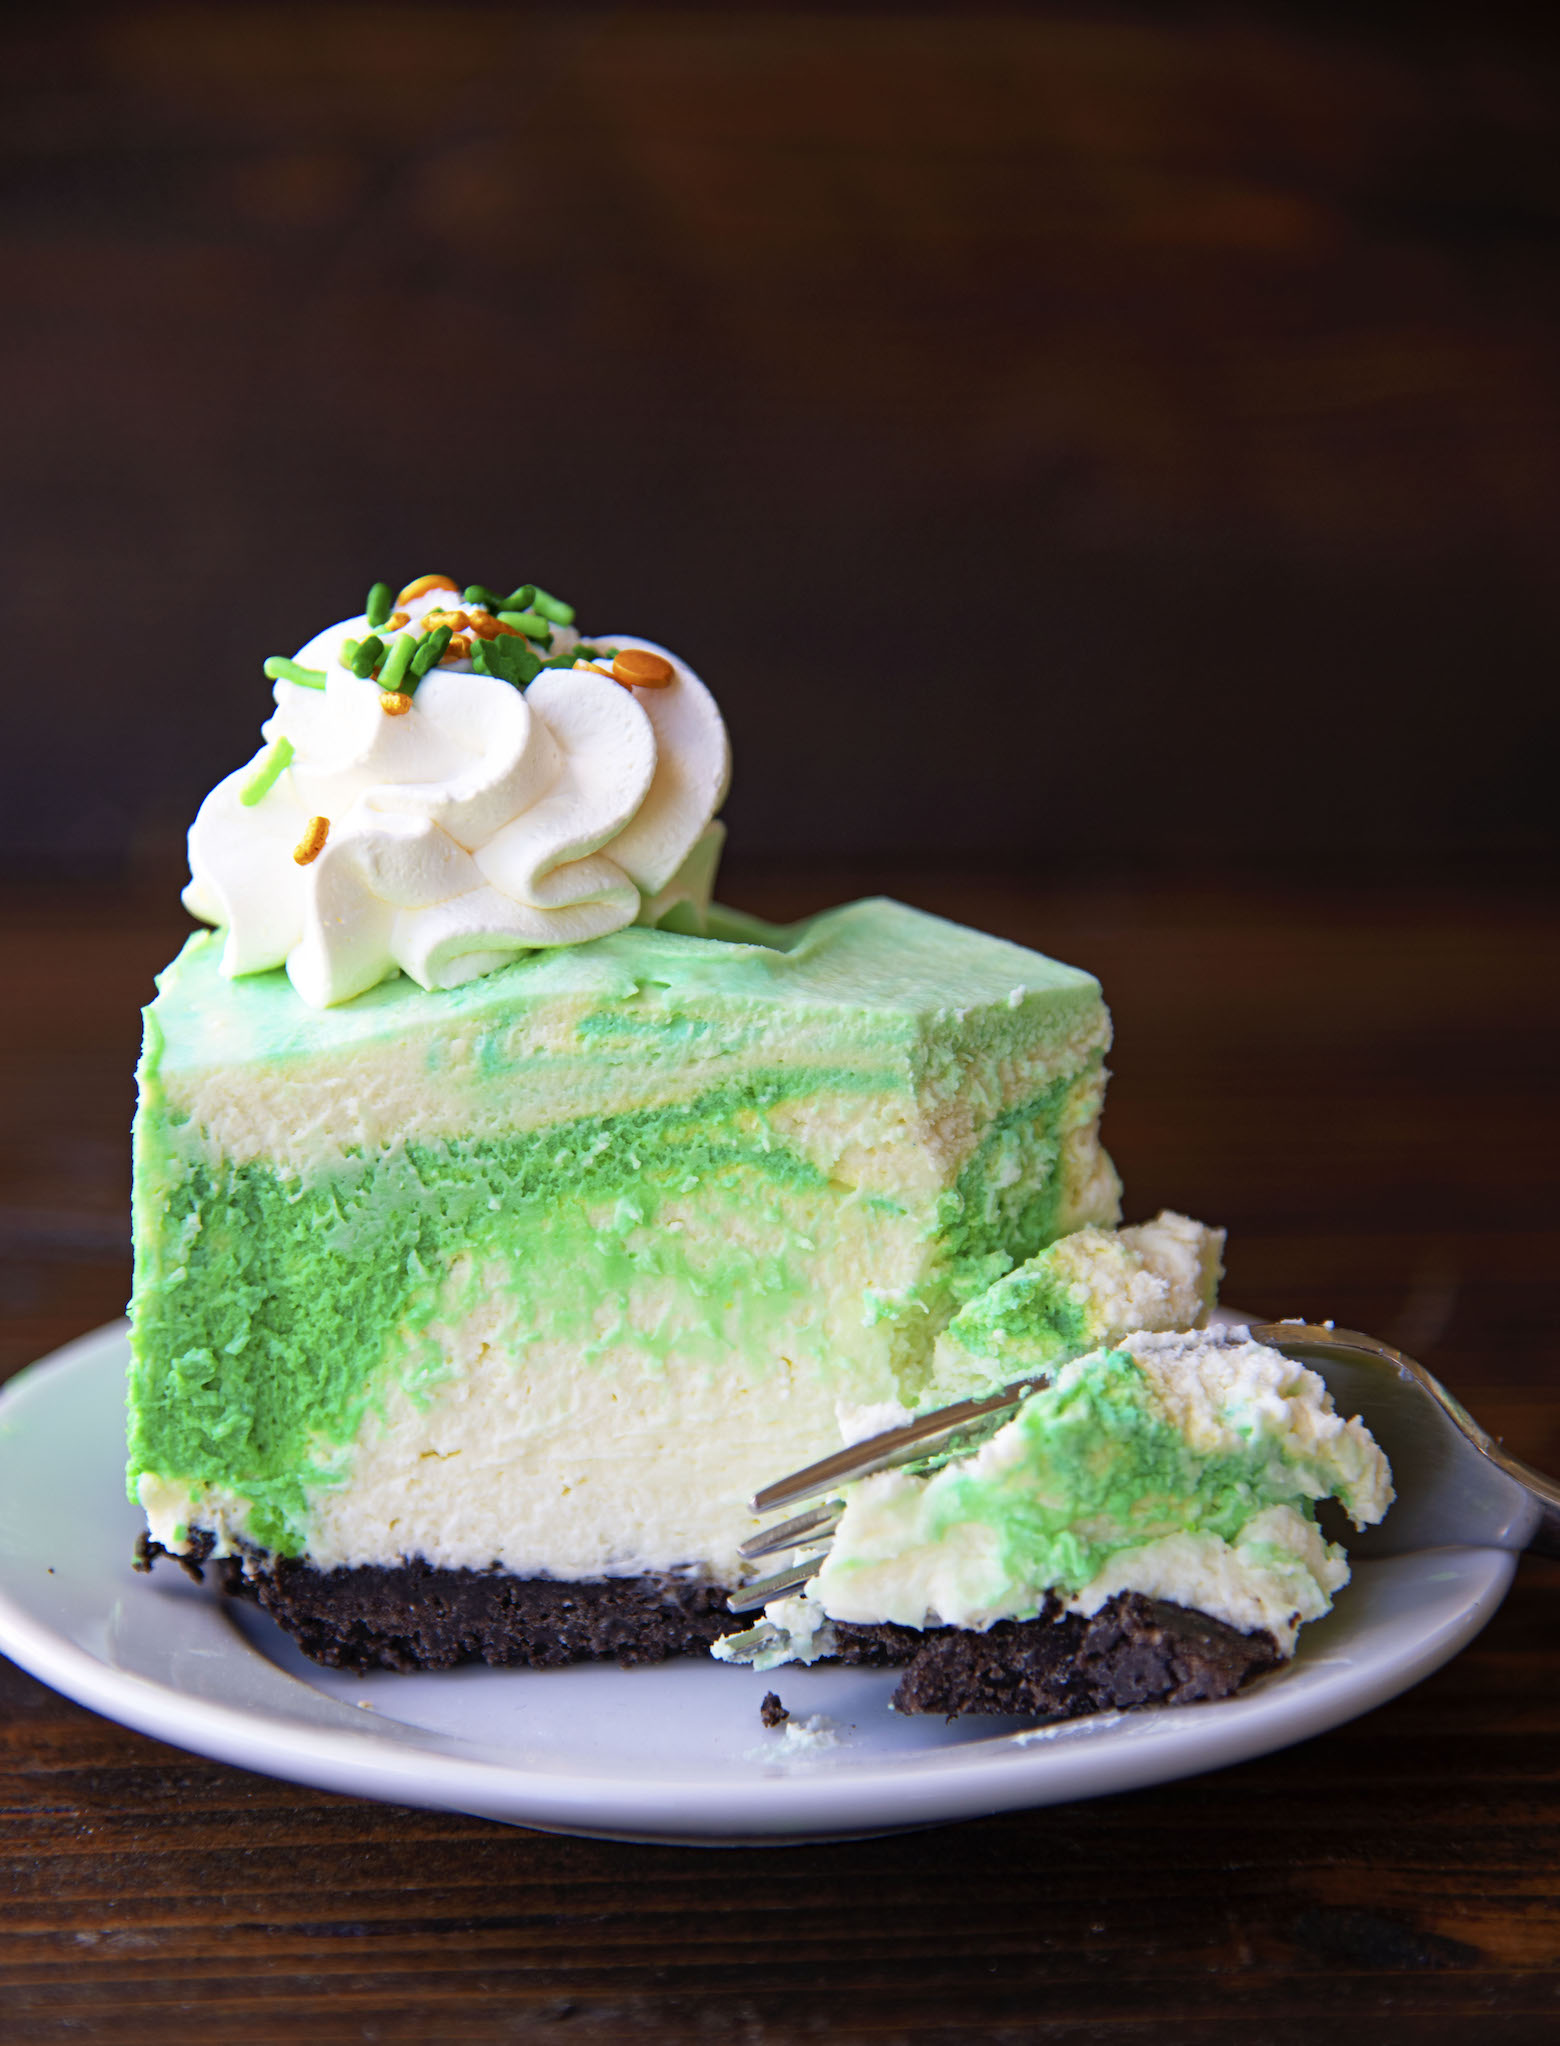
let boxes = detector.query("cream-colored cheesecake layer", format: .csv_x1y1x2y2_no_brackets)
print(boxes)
723,1328,1393,1666
138,1179,1002,1574
131,899,1123,1574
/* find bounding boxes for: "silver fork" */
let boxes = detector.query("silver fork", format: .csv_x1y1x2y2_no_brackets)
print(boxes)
728,1322,1560,1613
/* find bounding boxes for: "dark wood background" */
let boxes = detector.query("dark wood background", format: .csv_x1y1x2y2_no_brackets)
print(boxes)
2,865,1558,2040
5,1,1560,879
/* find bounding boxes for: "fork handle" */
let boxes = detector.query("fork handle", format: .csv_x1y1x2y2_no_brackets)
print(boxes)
1489,1449,1560,1559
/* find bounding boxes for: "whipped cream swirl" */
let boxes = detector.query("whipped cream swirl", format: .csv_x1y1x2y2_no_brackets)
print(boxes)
184,590,731,1007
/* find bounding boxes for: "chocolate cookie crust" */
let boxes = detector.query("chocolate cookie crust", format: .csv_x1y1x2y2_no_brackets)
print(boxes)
136,1538,1280,1707
827,1593,1282,1717
136,1534,734,1674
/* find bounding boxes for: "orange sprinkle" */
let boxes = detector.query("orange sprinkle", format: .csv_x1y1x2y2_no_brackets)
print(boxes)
612,647,674,689
396,573,459,606
467,613,517,640
388,609,410,629
380,690,413,716
422,608,470,633
292,816,329,865
441,634,471,662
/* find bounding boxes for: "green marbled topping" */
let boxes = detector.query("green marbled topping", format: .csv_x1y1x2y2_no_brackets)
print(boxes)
146,897,1106,1082
813,1340,1389,1629
934,1351,1303,1590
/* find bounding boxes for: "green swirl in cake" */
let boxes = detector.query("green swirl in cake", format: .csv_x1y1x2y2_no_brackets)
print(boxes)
128,898,1126,1576
721,1326,1394,1670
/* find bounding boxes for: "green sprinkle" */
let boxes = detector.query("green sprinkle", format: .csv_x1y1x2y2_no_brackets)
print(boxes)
351,634,386,679
473,635,540,687
239,736,295,807
409,624,452,679
531,588,575,626
497,609,553,644
502,584,538,613
365,582,393,629
575,643,612,660
541,650,586,669
377,633,416,693
341,638,361,667
462,584,515,611
262,656,326,690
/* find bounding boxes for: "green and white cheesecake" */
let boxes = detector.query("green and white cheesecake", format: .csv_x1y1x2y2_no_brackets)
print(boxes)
129,571,1387,1693
130,895,1123,1582
128,572,1137,1670
717,1325,1393,1713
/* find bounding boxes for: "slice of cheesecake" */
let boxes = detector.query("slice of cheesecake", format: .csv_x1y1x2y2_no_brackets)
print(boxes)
718,1325,1394,1716
128,896,1125,1670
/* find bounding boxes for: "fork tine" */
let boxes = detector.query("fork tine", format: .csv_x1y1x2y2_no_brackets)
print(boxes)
739,1502,843,1560
727,1555,825,1613
750,1380,1039,1513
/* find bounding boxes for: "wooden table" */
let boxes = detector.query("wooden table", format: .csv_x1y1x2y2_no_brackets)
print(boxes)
3,871,1557,2041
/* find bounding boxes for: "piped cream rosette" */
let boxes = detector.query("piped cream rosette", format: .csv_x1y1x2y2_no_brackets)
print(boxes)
184,594,731,1008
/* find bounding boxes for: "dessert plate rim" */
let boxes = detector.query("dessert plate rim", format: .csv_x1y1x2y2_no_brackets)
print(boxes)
0,1322,1518,1845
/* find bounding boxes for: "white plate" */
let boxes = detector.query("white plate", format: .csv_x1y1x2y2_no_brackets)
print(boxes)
0,1323,1517,1845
